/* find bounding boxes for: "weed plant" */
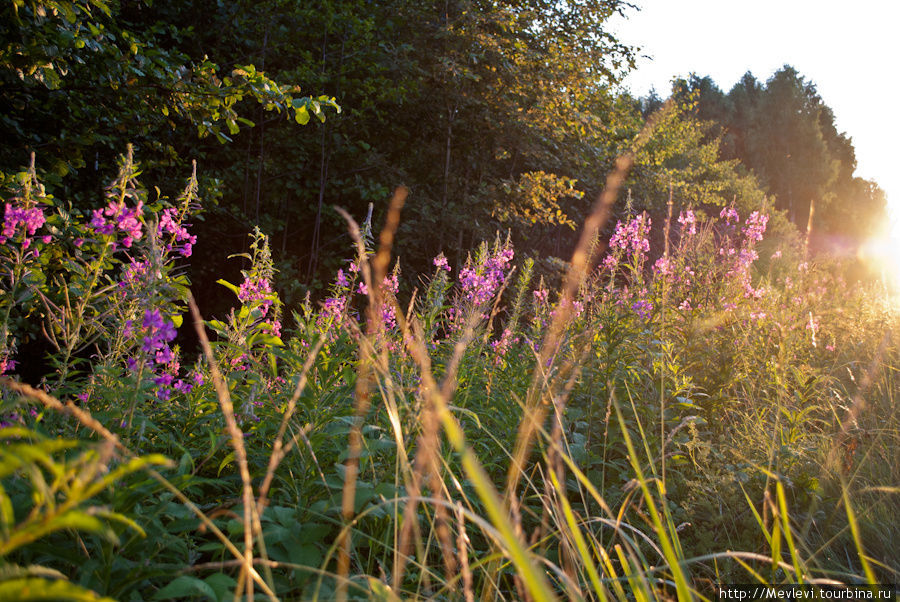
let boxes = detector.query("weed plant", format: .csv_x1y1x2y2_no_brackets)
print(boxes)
0,150,896,600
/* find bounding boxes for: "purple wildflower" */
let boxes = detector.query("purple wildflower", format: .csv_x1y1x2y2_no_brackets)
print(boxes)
720,207,739,225
91,200,144,246
653,256,674,277
631,299,653,320
742,211,768,243
677,209,697,236
433,254,451,272
238,275,274,317
2,203,47,251
336,269,348,288
459,246,514,307
157,207,197,257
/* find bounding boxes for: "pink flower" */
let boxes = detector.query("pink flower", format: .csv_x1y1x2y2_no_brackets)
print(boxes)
742,211,768,242
677,209,697,235
720,207,739,225
433,254,451,272
336,269,348,287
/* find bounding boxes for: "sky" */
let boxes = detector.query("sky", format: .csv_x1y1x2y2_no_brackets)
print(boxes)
607,0,900,239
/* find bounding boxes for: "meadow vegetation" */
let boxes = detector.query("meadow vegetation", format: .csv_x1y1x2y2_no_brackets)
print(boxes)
0,144,896,600
1,1,897,600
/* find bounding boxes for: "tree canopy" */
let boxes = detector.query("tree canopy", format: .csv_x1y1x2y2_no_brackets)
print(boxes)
1,1,887,308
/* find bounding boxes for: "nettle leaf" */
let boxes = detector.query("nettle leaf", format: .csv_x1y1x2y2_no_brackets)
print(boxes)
203,573,236,601
151,575,217,601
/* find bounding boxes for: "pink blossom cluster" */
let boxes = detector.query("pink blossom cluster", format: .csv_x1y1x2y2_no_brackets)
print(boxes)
677,209,697,236
719,207,739,225
1,203,47,248
123,309,202,400
604,212,651,269
321,296,347,324
90,200,144,248
158,208,197,257
238,275,275,317
653,255,674,277
0,354,16,375
459,247,514,306
379,273,400,330
433,254,451,272
490,328,519,365
137,308,177,364
742,211,769,243
550,296,584,321
118,258,151,295
610,213,651,254
729,211,769,298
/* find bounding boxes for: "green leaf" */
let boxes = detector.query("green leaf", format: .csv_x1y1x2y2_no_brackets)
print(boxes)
152,576,217,601
294,105,310,125
0,510,118,556
247,333,283,347
206,320,228,336
203,573,236,602
215,279,241,296
217,452,235,477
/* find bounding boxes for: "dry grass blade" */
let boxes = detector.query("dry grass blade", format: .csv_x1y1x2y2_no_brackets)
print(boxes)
335,187,406,602
506,100,676,510
395,309,559,602
188,295,274,601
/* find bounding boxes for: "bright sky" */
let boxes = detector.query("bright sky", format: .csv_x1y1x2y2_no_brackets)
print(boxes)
608,0,900,239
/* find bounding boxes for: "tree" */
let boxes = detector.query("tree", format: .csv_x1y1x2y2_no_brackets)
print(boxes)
678,66,885,251
0,0,337,198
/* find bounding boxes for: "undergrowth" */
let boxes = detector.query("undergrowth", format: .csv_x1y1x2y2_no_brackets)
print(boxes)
0,149,896,600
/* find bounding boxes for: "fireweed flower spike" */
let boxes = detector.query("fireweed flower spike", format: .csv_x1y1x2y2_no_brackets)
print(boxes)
677,209,697,236
90,199,145,247
1,202,47,246
458,246,514,307
720,206,739,225
158,207,198,257
433,253,451,272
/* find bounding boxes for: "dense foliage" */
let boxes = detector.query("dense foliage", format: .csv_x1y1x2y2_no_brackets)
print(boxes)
669,70,887,247
0,155,896,599
1,1,897,600
2,0,887,304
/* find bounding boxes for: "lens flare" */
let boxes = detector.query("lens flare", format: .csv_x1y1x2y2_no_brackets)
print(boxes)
859,234,900,296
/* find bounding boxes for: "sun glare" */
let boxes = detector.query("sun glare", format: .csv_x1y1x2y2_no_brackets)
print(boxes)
859,234,900,298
